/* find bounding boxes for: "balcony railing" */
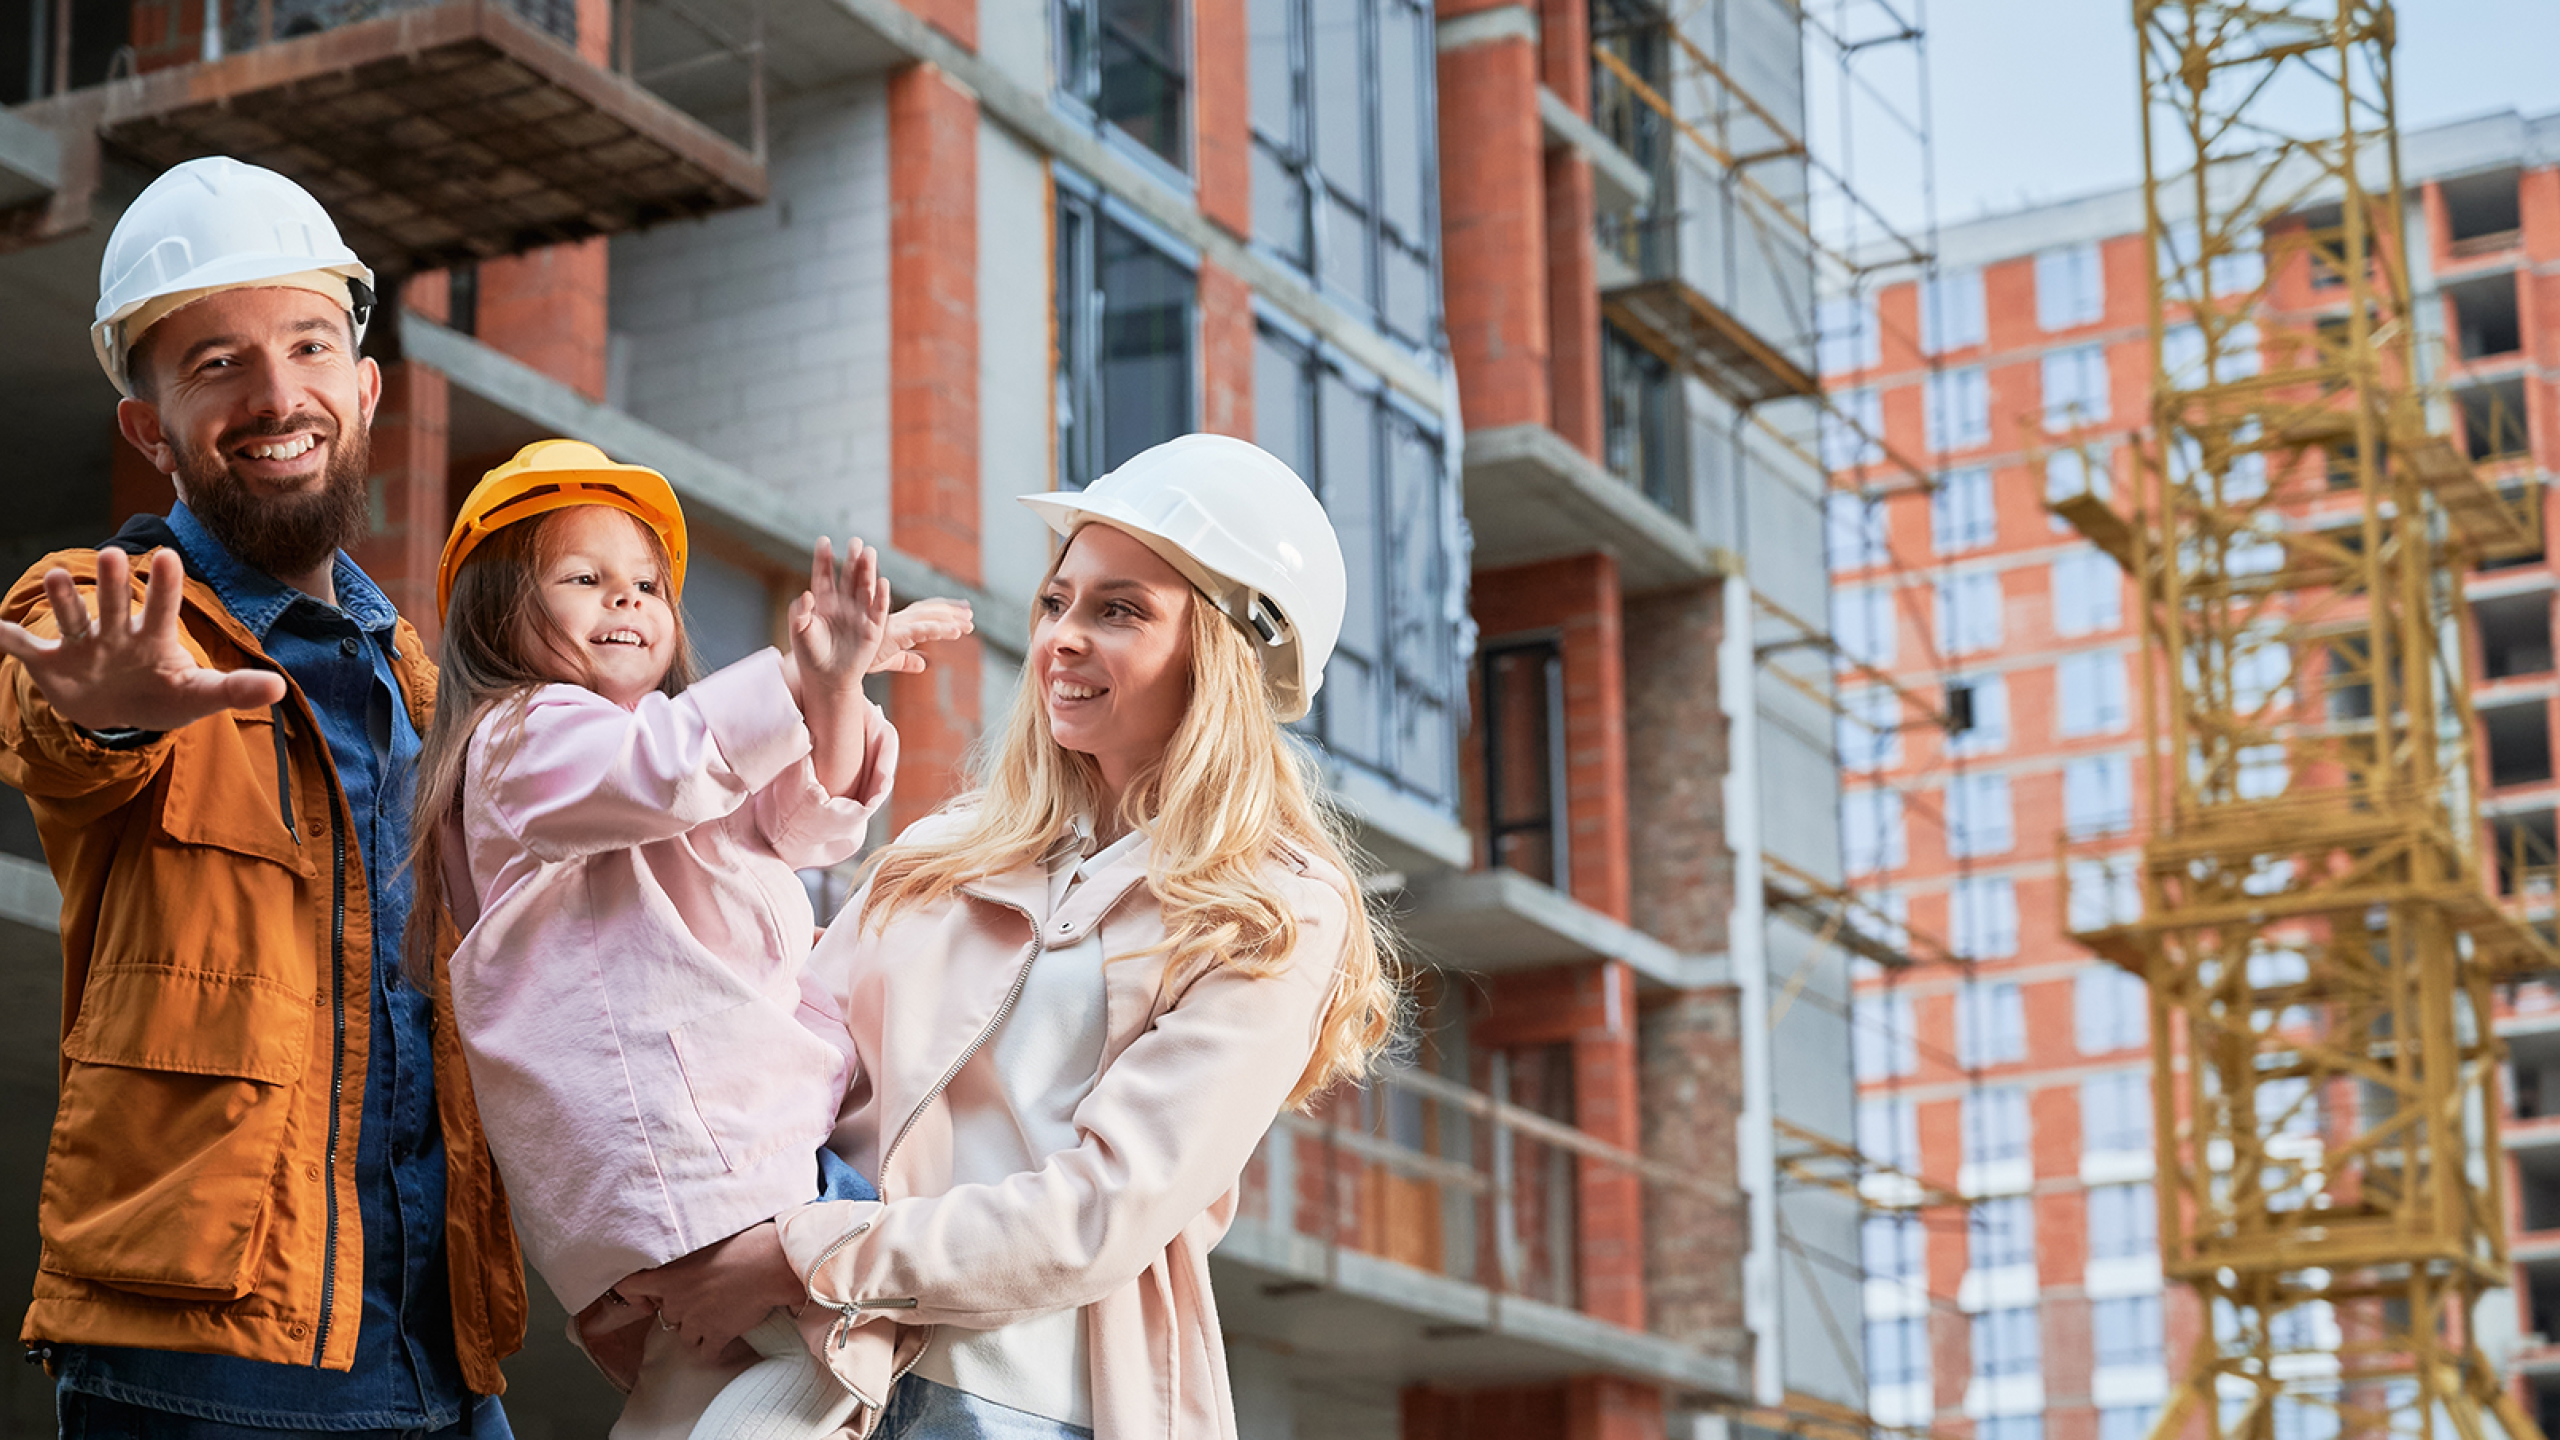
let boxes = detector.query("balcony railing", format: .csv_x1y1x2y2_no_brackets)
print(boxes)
201,0,579,52
1235,1063,1743,1341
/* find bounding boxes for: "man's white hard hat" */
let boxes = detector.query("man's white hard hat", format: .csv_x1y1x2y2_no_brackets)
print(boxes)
92,156,376,398
1021,434,1347,724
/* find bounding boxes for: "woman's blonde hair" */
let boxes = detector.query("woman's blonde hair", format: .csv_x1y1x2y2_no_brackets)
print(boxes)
859,541,1400,1108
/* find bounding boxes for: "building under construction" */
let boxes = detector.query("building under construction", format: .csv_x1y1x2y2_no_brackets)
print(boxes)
1827,75,2560,1440
0,0,1936,1436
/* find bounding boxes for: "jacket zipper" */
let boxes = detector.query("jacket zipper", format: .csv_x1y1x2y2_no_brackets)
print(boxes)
311,730,350,1366
818,896,1050,1370
269,706,299,844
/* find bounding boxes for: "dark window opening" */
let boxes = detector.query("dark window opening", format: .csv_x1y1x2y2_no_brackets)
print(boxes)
1601,321,1683,516
1945,682,1978,737
2444,168,2523,254
2537,1378,2560,1440
2527,1162,2560,1235
2478,592,2554,681
2458,376,2531,464
6,0,128,103
1057,189,1196,491
1479,637,1567,887
2493,810,2556,899
2485,700,2553,789
1057,0,1189,170
1590,0,1671,176
446,262,480,339
2449,273,2523,360
2324,635,2374,722
2299,203,2349,291
2324,436,2387,491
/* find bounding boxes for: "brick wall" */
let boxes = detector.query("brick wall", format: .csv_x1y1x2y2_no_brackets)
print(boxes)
1624,583,1729,952
886,63,985,824
1638,988,1746,1344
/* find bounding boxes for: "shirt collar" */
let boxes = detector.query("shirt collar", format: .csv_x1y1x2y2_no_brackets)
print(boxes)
167,501,399,641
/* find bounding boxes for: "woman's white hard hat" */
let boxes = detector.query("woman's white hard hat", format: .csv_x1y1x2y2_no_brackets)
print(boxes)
92,156,376,398
1020,434,1347,724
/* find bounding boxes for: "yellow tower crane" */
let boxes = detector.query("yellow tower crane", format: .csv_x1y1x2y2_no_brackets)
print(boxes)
2058,6,2554,1440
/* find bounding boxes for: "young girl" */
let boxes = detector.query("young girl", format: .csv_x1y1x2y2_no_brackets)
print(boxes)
408,440,968,1439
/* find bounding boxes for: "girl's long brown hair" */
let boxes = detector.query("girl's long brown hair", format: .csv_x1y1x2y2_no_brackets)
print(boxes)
858,557,1402,1109
404,509,695,983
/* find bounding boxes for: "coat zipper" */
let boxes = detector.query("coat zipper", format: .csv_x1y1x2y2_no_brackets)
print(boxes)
312,731,350,1365
818,896,1049,1370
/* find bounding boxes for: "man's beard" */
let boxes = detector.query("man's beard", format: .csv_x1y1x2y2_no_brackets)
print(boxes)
173,417,372,581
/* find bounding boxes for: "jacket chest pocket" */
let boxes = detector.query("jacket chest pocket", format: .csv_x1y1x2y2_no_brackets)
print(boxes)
42,967,315,1300
159,708,311,871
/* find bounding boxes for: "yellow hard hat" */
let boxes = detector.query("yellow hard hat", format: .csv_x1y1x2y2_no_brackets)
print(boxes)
438,440,688,615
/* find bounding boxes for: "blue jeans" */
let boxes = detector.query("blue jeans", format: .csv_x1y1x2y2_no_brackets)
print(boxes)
58,1390,509,1440
874,1378,1090,1439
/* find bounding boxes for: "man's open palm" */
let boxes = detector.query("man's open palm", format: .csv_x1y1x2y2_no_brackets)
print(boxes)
0,547,286,733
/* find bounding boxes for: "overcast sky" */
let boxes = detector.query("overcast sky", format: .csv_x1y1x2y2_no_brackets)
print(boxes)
1821,0,2560,236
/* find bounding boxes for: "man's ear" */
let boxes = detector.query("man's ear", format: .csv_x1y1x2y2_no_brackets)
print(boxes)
115,397,178,479
356,355,382,429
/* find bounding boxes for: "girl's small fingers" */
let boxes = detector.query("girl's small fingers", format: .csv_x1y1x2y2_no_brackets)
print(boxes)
811,537,836,600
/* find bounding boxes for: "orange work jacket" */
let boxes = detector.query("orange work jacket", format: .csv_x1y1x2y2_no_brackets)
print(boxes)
0,526,525,1389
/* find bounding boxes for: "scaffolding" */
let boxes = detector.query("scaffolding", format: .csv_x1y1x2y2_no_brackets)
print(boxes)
2061,7,2556,1440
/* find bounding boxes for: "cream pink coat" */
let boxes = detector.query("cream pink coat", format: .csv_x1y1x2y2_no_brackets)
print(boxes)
447,651,892,1312
776,813,1354,1440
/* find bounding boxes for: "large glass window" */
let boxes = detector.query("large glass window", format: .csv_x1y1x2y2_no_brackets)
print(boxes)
1963,1086,2031,1167
2036,241,2105,331
1249,0,1437,346
1257,323,1461,808
2093,1294,2165,1368
1057,0,1189,170
1602,323,1682,513
2066,755,2135,838
1957,979,2026,1066
1867,1315,1930,1388
1951,876,2019,959
1932,467,1997,553
1947,774,2015,859
1842,789,1906,875
1968,1194,2036,1270
1854,992,1917,1080
1864,1213,1928,1284
1971,1303,2041,1379
2084,1070,2152,1155
2058,652,2131,735
1921,267,1986,354
1937,573,2005,656
1925,367,1991,452
1058,185,1197,489
2076,968,2148,1054
2087,1183,2157,1262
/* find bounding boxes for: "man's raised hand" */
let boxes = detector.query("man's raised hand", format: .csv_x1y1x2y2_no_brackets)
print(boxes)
0,547,286,733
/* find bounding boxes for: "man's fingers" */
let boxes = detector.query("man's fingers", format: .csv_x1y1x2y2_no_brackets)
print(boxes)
95,548,133,636
40,568,85,642
195,667,288,714
136,549,186,641
0,620,59,663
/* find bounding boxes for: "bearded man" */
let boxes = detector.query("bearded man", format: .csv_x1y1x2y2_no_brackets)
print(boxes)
0,157,524,1437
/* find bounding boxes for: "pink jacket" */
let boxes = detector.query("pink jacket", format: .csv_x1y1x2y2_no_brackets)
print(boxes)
447,651,893,1312
774,813,1354,1440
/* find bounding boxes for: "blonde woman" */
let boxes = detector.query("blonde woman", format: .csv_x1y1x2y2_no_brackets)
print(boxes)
618,434,1399,1439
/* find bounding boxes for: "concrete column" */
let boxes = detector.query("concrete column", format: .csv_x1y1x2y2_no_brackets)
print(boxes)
1437,17,1549,432
887,62,984,826
473,241,612,402
1201,260,1257,441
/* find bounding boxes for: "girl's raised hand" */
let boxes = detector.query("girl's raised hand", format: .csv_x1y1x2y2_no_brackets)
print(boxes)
870,597,974,675
788,537,891,697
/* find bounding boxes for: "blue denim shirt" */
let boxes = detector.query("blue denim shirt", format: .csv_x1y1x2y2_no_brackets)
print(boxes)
57,505,473,1430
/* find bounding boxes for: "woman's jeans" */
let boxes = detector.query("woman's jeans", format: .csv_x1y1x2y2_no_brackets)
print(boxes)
873,1377,1091,1440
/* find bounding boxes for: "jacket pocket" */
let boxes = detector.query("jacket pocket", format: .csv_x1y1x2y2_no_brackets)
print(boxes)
42,967,314,1300
668,999,849,1173
159,709,306,870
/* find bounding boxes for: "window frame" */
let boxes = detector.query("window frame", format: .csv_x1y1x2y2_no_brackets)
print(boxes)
1054,0,1196,182
1055,172,1203,492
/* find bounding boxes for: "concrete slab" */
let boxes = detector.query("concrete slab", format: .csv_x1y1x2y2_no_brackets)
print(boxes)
1392,866,1727,990
1462,424,1726,592
1539,88,1653,215
1212,1219,1750,1400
